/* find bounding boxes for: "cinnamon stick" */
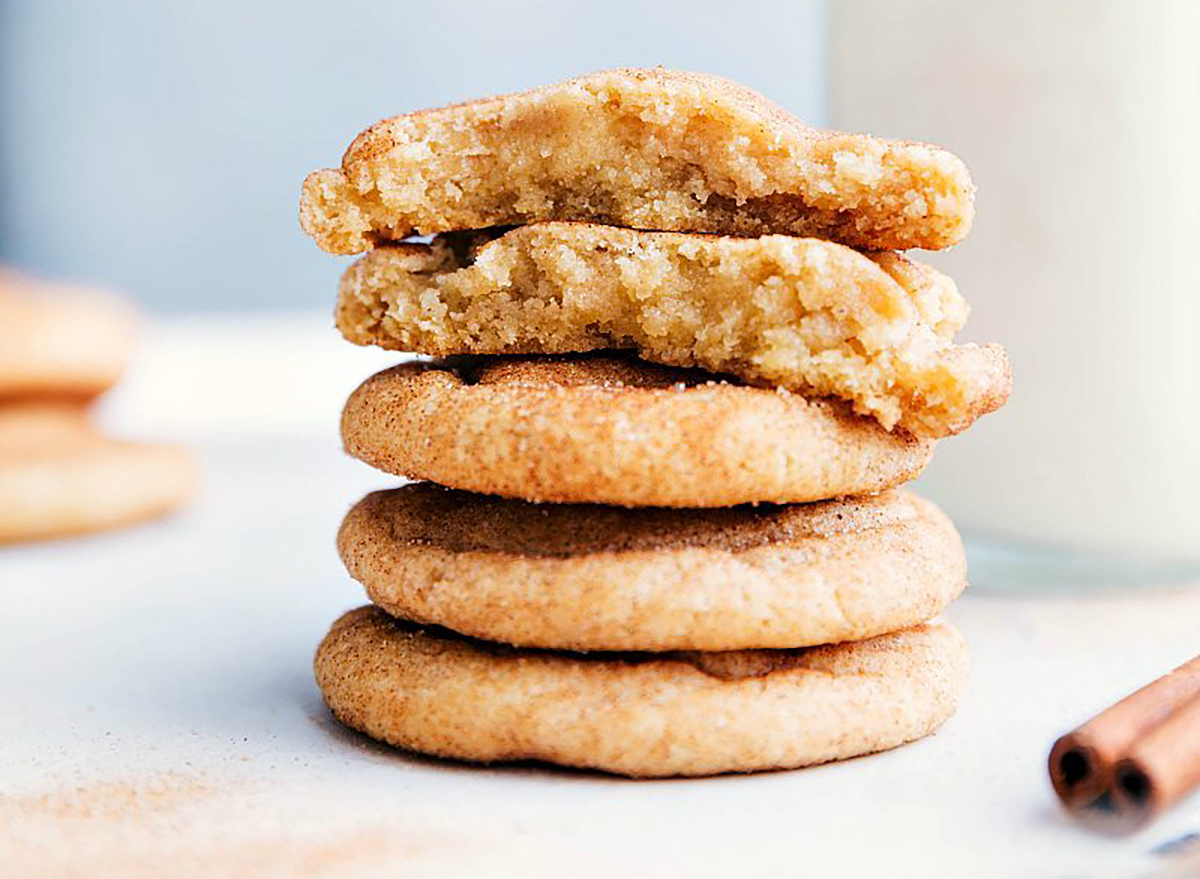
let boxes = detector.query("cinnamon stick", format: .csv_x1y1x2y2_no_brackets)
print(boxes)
1110,694,1200,829
1049,654,1200,814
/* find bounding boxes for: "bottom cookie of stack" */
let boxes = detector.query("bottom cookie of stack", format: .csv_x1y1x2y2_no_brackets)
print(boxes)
316,483,970,777
316,606,968,778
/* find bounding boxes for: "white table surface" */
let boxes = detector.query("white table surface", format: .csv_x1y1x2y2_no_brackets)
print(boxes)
3,312,1199,879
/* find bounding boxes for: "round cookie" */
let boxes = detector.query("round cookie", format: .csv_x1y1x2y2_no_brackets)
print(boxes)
0,271,137,398
338,484,967,651
340,353,935,507
314,606,969,778
0,401,197,544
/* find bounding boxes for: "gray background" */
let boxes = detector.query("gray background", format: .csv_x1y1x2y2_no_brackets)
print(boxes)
0,0,826,312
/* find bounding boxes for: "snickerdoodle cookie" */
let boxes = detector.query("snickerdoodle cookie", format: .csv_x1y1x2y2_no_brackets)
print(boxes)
300,68,974,255
314,606,969,777
337,484,966,651
336,224,1009,437
340,354,935,507
0,271,136,399
0,401,196,543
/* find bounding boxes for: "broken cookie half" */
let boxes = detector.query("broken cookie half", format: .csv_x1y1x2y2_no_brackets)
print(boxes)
301,68,975,255
335,222,1010,438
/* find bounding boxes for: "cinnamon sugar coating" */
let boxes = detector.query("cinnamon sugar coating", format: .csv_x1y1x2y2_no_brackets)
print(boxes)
338,484,967,651
340,354,936,507
314,606,969,777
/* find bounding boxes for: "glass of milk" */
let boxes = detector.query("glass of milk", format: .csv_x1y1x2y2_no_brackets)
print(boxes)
831,0,1200,588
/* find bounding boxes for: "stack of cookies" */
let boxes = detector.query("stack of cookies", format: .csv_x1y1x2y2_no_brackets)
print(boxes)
304,69,1011,777
0,271,195,544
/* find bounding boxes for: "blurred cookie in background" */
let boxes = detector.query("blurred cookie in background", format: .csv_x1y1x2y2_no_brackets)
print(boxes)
0,270,138,399
0,400,196,543
0,270,197,543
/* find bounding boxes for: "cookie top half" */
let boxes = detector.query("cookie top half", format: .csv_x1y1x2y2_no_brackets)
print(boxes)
301,68,974,255
341,353,935,507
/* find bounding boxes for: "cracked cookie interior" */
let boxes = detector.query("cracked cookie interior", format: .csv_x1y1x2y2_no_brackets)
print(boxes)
336,223,1009,437
300,68,974,255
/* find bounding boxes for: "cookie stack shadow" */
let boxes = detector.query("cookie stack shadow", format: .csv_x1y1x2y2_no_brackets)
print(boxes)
307,69,1011,778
